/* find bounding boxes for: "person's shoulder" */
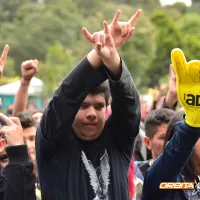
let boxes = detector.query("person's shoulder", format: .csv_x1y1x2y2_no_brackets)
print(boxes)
137,160,151,177
135,160,150,168
134,161,144,181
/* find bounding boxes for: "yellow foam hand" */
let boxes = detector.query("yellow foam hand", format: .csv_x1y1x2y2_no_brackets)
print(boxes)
171,48,200,127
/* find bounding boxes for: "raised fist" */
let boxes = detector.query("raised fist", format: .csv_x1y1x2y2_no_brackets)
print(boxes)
21,59,38,81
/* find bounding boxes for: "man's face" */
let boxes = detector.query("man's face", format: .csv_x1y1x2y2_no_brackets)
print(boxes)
72,94,107,141
145,123,168,160
23,126,37,165
32,112,43,124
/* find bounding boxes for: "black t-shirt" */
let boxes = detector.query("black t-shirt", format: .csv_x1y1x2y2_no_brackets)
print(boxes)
79,137,111,199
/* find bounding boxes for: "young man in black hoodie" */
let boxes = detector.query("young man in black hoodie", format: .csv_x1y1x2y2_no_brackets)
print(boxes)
36,9,142,200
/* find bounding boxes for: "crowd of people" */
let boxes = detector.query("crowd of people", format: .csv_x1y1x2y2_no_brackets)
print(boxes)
0,8,200,200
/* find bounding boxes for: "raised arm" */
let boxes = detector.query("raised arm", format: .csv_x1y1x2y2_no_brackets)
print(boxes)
105,10,142,159
13,60,38,117
82,9,142,160
142,121,200,199
0,45,9,78
161,64,178,110
107,63,141,159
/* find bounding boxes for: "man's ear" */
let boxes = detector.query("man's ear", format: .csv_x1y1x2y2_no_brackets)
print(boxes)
105,105,112,120
144,136,152,150
0,139,6,152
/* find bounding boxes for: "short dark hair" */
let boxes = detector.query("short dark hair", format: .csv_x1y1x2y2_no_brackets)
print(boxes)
144,108,175,139
17,112,36,129
31,109,44,116
90,81,110,106
164,111,184,146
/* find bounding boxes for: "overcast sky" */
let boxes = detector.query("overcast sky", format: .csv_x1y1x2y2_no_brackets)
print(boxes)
160,0,192,6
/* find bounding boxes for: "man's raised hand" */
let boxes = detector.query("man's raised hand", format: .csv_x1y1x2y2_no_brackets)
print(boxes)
83,21,116,59
109,9,142,48
0,113,24,146
0,45,9,78
21,59,38,84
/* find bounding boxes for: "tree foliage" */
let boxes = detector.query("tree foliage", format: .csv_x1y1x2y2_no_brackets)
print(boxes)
0,0,199,97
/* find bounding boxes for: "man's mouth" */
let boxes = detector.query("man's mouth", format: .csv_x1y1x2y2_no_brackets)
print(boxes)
83,123,97,126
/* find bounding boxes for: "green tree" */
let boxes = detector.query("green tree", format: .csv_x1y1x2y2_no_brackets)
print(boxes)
37,44,76,98
0,0,28,22
178,13,200,39
165,2,188,14
191,0,199,3
146,11,183,87
0,0,84,74
189,0,200,13
181,34,200,61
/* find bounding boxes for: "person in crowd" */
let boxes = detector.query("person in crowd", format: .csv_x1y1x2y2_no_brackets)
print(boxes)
163,111,200,199
142,48,200,200
12,58,44,127
136,108,175,178
0,45,10,168
5,104,14,117
36,9,142,200
133,121,149,162
12,58,43,198
12,59,38,117
0,44,37,200
134,63,178,163
134,62,178,162
140,100,149,121
134,109,175,200
31,110,43,125
17,112,41,196
17,112,37,173
151,64,178,111
0,113,37,200
27,102,38,112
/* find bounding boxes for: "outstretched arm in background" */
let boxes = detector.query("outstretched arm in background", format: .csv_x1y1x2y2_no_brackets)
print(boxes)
162,64,178,109
0,45,9,78
12,60,38,116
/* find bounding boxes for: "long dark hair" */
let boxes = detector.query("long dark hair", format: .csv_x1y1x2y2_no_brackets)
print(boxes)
164,111,198,180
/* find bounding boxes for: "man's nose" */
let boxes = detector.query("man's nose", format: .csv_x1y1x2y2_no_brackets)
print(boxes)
86,106,97,120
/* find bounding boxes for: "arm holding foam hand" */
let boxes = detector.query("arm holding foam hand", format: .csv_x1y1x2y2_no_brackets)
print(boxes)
171,48,200,127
